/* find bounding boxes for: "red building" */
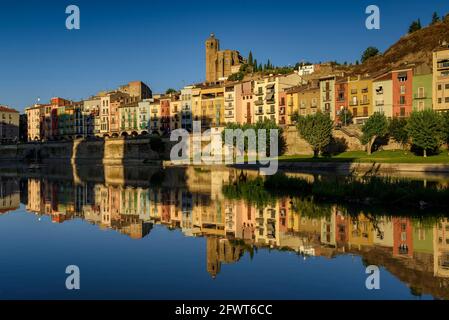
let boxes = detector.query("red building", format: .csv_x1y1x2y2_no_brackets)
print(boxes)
392,68,413,118
393,217,414,257
160,97,171,134
335,79,348,124
335,209,349,249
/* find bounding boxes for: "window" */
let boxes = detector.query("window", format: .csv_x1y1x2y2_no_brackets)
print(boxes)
445,97,449,103
438,84,442,90
439,98,443,104
400,85,406,94
418,87,424,98
400,96,406,105
446,84,449,89
418,101,425,111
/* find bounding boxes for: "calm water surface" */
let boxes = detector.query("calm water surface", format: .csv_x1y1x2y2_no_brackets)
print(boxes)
0,165,448,299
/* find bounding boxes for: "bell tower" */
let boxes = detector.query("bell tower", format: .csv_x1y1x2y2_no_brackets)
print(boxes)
206,33,219,83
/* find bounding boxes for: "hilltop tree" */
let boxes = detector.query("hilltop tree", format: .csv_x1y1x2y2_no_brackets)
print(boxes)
408,19,422,33
165,88,177,95
248,51,254,66
253,59,258,71
388,117,409,148
297,112,333,157
361,47,380,63
355,60,360,65
361,112,389,155
431,12,441,25
407,110,444,157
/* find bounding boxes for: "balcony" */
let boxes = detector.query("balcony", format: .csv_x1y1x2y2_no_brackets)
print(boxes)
255,90,263,96
225,96,234,102
360,99,370,105
375,100,384,106
224,113,234,118
255,109,264,115
413,94,427,99
255,99,264,106
225,103,234,110
349,101,358,106
310,103,318,108
437,61,449,70
266,108,276,114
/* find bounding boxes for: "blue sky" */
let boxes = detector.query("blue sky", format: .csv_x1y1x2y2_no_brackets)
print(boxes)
1,0,448,111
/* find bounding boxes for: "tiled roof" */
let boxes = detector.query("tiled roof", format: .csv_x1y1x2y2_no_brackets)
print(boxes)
0,106,19,113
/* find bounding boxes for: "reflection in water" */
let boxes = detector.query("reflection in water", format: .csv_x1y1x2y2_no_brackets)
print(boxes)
1,166,449,299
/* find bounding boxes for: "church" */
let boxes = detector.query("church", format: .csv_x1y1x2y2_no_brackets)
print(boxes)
205,33,245,83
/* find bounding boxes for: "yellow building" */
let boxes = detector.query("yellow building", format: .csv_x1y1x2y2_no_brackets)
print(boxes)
347,75,373,124
433,47,449,112
348,213,374,250
285,81,321,124
199,85,225,128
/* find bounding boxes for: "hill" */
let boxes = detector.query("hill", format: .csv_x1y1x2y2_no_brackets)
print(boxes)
355,14,449,74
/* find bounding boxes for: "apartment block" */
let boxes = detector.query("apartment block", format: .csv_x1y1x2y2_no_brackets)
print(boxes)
335,78,348,123
347,75,373,124
0,106,20,143
413,64,433,112
392,68,413,118
372,73,393,118
433,47,449,112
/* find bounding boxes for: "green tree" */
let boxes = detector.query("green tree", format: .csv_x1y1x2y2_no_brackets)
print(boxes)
165,88,177,95
297,112,333,157
388,117,409,148
339,108,353,126
228,72,244,81
406,110,444,157
441,111,449,152
222,120,286,157
355,60,360,65
248,51,253,66
408,19,422,33
361,47,380,63
361,112,389,155
431,12,440,25
253,59,258,72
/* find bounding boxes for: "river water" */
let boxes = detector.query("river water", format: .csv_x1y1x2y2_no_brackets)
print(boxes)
0,165,448,299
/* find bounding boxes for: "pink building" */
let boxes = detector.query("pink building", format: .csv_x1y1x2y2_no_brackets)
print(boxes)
234,81,254,125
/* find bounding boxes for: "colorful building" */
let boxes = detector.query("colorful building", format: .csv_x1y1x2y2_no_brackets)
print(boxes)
393,217,414,257
347,75,373,124
432,47,449,112
412,64,433,112
372,72,393,118
25,104,45,141
392,68,413,118
224,84,236,124
319,75,336,120
234,81,254,125
0,105,20,143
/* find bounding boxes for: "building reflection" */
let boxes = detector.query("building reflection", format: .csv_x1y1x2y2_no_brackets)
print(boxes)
1,168,449,299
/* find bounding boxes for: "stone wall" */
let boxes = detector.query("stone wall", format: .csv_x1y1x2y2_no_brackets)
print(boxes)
0,138,161,164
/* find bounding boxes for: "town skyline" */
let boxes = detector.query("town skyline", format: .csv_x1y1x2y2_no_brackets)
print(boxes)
2,0,449,111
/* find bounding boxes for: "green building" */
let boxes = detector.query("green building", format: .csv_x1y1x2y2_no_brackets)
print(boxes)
412,220,433,255
412,73,433,111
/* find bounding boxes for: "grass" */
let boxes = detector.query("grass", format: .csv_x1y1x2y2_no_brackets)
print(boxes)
278,150,449,164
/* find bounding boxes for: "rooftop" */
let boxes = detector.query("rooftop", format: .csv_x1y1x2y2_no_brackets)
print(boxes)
0,106,19,113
